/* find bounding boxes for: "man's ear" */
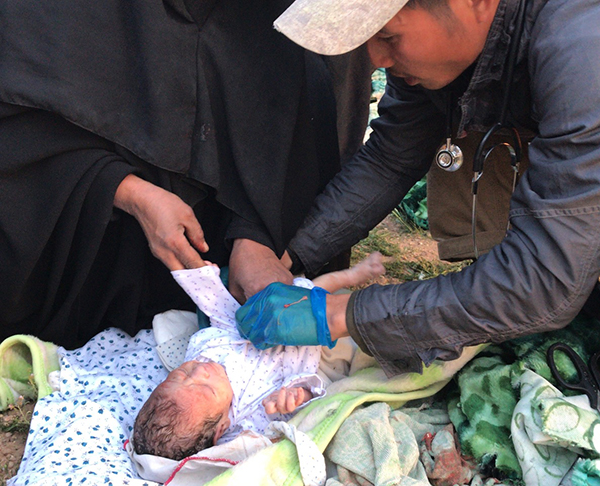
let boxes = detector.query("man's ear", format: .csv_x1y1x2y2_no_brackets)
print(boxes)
468,0,500,23
213,417,231,445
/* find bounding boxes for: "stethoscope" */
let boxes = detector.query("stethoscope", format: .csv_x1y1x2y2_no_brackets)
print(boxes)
434,0,527,259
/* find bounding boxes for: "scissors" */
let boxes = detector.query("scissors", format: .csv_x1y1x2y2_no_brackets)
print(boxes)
546,342,600,412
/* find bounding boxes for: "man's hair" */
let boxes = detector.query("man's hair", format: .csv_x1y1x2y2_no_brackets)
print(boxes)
406,0,449,9
133,386,222,461
404,0,456,25
405,0,453,20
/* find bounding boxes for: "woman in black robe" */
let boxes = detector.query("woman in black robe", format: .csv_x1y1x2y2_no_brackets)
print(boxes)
0,0,362,348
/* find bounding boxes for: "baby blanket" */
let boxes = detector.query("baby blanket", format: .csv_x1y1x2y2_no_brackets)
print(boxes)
6,319,484,486
7,313,600,486
9,327,167,486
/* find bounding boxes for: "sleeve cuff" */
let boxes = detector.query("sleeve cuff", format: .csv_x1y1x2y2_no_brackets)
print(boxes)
282,374,326,404
225,214,277,254
287,248,305,275
345,291,373,357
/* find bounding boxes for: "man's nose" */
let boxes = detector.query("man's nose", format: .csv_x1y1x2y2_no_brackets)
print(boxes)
366,38,395,69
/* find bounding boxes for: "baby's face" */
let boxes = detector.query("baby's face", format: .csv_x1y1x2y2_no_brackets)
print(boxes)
158,360,233,441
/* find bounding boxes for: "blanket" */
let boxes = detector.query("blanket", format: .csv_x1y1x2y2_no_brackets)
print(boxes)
447,315,600,484
0,334,59,411
6,314,600,486
5,320,484,486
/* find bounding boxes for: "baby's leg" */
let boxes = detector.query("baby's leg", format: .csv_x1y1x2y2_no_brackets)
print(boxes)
312,252,385,294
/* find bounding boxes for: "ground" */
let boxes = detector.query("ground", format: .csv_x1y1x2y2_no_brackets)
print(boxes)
0,214,468,485
0,400,34,485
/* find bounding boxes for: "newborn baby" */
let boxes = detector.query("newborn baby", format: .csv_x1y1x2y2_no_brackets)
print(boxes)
132,253,384,460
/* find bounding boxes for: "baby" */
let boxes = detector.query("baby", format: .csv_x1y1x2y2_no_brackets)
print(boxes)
132,253,384,461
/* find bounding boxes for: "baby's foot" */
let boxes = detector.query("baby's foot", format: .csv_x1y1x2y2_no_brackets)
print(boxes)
312,252,386,292
345,252,386,287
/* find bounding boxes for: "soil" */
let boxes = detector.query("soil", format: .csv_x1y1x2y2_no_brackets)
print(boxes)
0,401,35,486
0,217,441,484
375,215,439,262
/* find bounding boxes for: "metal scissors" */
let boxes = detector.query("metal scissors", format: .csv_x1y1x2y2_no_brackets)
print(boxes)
546,342,600,412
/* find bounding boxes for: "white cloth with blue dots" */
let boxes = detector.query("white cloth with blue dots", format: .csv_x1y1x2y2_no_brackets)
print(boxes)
10,328,167,486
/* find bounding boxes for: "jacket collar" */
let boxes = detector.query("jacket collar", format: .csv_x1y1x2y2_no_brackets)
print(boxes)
456,0,546,135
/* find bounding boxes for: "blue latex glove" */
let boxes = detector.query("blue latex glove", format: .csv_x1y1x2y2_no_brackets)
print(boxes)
235,282,336,350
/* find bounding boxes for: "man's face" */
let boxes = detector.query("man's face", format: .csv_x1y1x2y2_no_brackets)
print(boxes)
366,0,492,89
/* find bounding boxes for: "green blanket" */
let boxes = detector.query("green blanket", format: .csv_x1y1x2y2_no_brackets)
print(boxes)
0,334,59,411
447,315,600,483
206,346,485,486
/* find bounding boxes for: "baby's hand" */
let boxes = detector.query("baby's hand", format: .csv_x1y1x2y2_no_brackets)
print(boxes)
262,386,313,415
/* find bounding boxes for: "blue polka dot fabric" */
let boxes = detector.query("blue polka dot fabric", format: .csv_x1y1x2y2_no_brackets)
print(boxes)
10,328,168,486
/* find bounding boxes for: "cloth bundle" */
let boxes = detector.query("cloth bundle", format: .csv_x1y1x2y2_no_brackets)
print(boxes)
0,334,59,411
10,313,600,486
8,321,484,486
204,345,484,486
447,315,600,484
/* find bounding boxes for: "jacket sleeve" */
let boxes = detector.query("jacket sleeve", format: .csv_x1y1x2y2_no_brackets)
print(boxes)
349,2,600,377
287,75,445,275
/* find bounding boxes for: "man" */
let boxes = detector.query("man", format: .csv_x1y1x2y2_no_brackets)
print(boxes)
236,0,600,376
0,0,373,348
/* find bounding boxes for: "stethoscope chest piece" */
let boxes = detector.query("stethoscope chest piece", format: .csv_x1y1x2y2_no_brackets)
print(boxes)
435,137,464,172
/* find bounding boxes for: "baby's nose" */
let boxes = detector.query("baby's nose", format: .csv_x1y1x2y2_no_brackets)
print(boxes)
193,365,210,379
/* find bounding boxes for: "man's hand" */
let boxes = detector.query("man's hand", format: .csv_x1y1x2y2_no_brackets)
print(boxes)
114,174,208,270
262,386,313,415
228,239,293,304
235,282,336,349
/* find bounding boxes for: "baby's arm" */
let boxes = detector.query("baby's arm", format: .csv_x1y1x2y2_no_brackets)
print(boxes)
171,265,240,330
311,252,385,294
262,387,313,415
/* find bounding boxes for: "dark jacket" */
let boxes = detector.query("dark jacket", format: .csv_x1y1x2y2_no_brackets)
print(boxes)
288,0,600,375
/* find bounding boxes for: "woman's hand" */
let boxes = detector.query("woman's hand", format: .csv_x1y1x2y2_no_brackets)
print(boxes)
114,174,209,270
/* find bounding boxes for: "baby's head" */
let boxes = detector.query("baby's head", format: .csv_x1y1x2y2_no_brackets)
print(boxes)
133,360,233,460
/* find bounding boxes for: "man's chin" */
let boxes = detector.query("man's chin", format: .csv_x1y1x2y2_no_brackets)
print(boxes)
419,79,455,90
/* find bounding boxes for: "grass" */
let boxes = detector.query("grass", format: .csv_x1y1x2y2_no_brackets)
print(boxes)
351,215,471,284
0,409,31,434
390,207,428,235
351,227,399,259
384,257,469,281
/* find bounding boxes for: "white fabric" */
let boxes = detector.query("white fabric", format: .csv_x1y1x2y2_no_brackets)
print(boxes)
153,310,199,371
266,421,327,486
171,266,325,443
127,430,272,486
10,328,167,486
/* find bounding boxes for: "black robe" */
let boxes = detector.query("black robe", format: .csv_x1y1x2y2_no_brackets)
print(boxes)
0,0,340,347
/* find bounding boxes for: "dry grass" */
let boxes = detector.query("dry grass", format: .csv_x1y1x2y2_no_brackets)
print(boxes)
351,215,470,287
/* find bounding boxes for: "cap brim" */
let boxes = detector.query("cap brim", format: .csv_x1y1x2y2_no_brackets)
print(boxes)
274,0,409,56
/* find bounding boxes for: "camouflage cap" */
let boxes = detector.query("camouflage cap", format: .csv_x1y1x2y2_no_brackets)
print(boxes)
274,0,409,55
